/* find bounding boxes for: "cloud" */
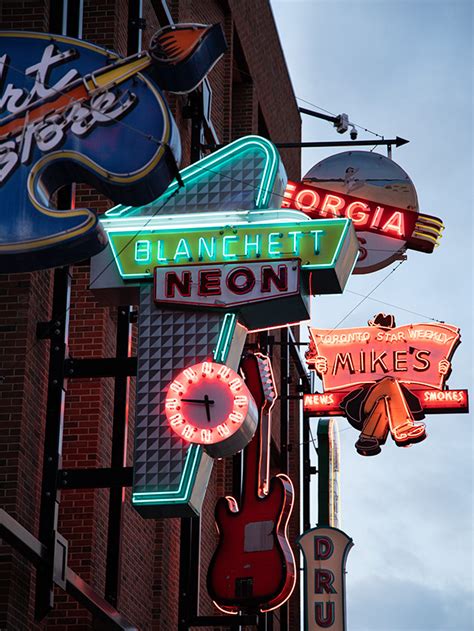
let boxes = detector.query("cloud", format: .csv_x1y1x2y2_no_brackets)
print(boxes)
348,575,474,630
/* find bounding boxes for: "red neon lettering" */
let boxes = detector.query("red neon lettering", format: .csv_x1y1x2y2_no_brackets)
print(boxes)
315,569,337,594
261,264,288,293
382,211,405,236
320,194,345,217
314,536,333,561
226,268,255,295
370,206,384,228
393,350,408,371
281,182,296,207
199,269,221,296
346,201,370,225
413,350,431,371
332,353,355,375
315,602,335,628
295,188,320,211
165,271,192,298
370,350,389,373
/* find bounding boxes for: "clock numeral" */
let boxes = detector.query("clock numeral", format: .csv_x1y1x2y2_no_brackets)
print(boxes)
170,380,185,395
200,429,212,443
229,411,244,424
183,367,198,383
217,365,231,380
216,423,230,437
229,378,242,393
169,413,184,426
165,398,180,411
201,362,213,377
234,395,247,407
181,424,195,439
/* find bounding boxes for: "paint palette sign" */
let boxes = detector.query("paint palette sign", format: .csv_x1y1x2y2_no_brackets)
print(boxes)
304,313,468,456
0,26,226,271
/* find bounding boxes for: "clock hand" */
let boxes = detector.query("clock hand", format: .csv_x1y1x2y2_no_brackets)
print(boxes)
204,394,211,423
180,398,215,404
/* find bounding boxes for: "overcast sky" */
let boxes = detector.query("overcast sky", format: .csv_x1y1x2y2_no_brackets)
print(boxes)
271,1,473,629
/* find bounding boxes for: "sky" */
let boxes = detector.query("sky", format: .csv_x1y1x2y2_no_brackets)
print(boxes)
271,1,473,629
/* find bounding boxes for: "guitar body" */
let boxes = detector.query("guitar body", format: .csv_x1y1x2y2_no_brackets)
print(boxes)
208,473,295,612
207,353,296,613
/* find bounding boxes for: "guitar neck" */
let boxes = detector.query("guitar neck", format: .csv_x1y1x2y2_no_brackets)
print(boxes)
242,410,273,502
240,353,275,502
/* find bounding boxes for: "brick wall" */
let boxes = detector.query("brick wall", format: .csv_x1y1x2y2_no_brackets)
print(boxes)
0,1,303,629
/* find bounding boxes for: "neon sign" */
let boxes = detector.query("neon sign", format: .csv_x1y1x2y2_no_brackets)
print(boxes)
0,26,226,271
282,180,443,253
304,389,469,415
305,313,467,456
298,526,353,631
208,353,296,613
292,151,444,275
307,320,460,391
154,259,310,331
105,214,358,294
164,360,258,458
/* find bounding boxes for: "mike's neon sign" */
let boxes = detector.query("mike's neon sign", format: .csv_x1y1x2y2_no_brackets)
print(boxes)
282,180,443,254
305,313,468,456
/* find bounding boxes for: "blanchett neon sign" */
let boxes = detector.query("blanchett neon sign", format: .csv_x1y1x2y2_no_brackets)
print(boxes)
104,213,359,295
282,180,443,254
305,313,467,457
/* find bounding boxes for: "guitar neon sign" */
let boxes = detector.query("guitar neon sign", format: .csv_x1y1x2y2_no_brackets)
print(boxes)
305,313,468,456
0,25,226,271
208,353,296,613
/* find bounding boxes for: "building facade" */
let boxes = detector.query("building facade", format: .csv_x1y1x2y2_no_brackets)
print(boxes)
0,1,304,629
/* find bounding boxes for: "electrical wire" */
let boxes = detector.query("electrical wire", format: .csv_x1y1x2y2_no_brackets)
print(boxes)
328,260,405,333
295,95,385,139
345,290,443,323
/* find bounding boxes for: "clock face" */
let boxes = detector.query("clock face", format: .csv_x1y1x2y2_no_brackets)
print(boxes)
164,361,258,458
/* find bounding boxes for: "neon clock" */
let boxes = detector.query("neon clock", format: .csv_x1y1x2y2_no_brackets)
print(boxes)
164,361,258,458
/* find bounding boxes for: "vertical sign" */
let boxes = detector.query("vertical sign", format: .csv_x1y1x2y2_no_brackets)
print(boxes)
129,136,288,517
298,527,353,631
317,419,341,529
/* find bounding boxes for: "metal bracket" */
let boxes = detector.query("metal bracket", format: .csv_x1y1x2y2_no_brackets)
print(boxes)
0,510,136,630
129,17,146,30
64,357,137,378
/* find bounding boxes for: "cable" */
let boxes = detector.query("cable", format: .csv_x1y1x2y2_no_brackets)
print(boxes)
295,96,385,139
328,260,405,333
22,188,178,360
345,290,443,323
87,187,180,289
232,61,387,141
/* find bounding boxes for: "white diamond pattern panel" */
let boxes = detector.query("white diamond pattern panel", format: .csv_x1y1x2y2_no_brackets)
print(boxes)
129,148,267,216
133,285,227,494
